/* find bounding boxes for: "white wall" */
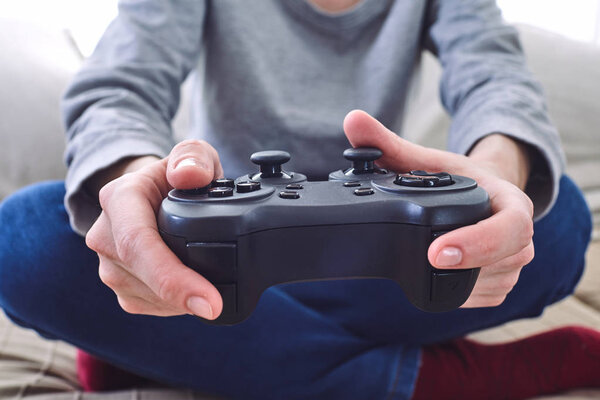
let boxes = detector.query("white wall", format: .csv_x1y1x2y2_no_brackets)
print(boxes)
498,0,600,45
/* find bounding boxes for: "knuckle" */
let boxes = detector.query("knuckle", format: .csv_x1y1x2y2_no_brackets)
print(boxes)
115,174,147,194
513,210,534,246
98,263,122,289
526,243,535,263
85,229,101,253
518,245,535,266
524,195,534,217
175,139,208,155
98,182,115,209
157,274,181,306
179,138,206,147
117,296,144,315
85,213,109,251
115,228,148,264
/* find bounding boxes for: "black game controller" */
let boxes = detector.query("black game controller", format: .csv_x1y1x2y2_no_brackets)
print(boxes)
158,148,491,325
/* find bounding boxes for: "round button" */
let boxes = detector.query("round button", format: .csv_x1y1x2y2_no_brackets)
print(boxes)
354,187,374,196
395,172,454,187
423,177,440,187
343,181,361,187
236,181,261,193
394,175,425,187
286,183,303,190
208,187,234,198
279,191,300,199
211,178,234,188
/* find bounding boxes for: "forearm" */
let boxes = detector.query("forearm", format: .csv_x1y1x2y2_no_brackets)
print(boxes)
468,134,531,191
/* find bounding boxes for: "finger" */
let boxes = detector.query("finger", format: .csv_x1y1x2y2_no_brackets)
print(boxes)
428,186,534,269
468,242,534,293
479,242,535,277
343,109,468,173
98,257,163,303
166,139,224,189
471,270,522,297
116,294,183,316
86,212,117,257
461,293,508,308
105,187,223,319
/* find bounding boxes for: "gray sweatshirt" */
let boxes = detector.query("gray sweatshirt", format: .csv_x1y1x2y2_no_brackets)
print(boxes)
62,0,564,236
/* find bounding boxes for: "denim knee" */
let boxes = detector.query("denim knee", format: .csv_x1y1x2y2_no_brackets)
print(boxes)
0,181,91,328
529,176,592,307
0,185,41,319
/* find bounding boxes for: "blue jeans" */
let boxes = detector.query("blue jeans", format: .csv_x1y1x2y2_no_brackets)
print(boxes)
0,177,592,400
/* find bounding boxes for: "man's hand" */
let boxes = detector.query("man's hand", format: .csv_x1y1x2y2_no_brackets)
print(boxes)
85,140,225,318
343,110,535,307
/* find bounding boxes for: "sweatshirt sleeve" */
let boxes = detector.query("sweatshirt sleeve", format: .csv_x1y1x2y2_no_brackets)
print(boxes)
425,0,565,220
61,0,206,236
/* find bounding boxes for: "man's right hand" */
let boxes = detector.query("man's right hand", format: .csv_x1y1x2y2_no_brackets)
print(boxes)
85,140,225,319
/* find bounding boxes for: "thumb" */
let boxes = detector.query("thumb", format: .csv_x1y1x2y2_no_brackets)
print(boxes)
343,110,466,173
166,139,224,189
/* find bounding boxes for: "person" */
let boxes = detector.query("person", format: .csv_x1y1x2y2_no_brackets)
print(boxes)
0,0,597,399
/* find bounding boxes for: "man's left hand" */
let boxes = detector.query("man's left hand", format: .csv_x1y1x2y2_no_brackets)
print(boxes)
343,110,535,307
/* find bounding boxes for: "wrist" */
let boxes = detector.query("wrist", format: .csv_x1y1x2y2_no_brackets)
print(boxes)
468,134,531,190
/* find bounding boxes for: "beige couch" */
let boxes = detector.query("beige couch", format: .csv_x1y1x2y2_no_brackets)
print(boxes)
0,19,598,399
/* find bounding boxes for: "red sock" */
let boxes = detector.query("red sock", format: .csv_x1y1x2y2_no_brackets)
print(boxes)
76,350,153,392
412,326,600,400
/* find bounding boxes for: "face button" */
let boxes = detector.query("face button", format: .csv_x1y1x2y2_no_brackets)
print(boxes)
435,174,453,186
354,187,374,196
394,175,425,187
422,176,440,187
286,183,303,190
208,187,234,198
343,181,361,187
236,181,261,193
409,171,454,187
279,190,300,199
211,178,235,188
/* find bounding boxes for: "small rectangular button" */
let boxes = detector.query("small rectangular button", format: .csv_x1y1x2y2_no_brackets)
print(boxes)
430,269,473,304
186,242,236,282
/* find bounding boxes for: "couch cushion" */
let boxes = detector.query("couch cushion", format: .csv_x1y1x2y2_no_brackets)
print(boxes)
0,19,81,200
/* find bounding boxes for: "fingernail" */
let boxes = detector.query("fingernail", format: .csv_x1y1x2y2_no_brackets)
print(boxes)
435,247,462,267
187,296,213,319
175,158,198,170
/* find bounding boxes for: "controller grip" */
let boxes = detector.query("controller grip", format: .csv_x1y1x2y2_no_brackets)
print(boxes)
161,224,480,325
